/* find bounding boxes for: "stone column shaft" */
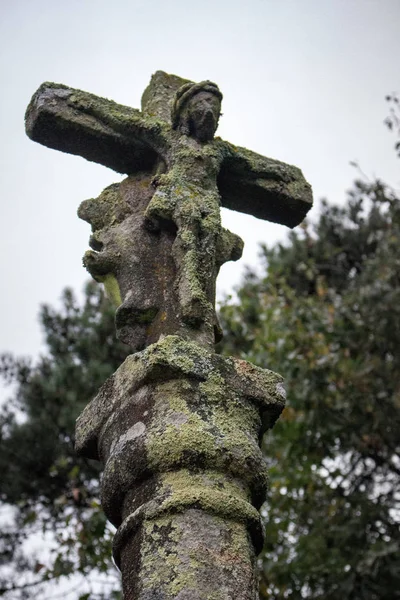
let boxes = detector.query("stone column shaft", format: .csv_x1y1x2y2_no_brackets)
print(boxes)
76,336,285,599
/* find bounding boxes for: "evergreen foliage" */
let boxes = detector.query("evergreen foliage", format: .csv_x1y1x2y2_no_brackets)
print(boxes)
0,283,128,598
219,178,400,599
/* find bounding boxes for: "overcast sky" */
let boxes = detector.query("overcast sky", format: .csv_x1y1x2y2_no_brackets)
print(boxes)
0,0,399,361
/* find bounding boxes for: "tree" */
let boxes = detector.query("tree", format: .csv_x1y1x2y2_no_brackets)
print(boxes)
384,93,400,157
0,282,129,599
219,177,400,599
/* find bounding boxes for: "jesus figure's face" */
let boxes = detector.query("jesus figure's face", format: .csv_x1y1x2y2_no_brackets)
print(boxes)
186,91,221,142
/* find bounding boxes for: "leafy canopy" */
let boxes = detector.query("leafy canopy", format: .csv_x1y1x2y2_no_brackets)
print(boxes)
219,178,400,599
0,283,128,599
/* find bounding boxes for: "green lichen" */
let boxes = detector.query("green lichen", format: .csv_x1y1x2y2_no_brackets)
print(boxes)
98,273,122,307
141,71,191,122
137,477,258,598
76,335,284,466
137,468,259,597
78,183,130,233
140,335,212,372
142,516,198,596
144,368,268,502
198,371,225,401
65,86,167,142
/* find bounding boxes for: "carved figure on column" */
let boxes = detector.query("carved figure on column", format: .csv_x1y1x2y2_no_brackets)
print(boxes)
26,71,311,350
25,71,313,599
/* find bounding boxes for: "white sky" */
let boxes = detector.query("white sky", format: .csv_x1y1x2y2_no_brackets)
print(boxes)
0,0,399,360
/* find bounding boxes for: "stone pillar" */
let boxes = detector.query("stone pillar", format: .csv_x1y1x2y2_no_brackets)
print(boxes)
76,336,285,599
25,70,312,598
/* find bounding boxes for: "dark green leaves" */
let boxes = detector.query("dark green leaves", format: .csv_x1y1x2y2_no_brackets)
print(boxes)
220,179,400,599
0,282,128,598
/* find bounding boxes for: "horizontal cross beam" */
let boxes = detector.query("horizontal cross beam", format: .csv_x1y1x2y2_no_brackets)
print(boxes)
25,82,163,174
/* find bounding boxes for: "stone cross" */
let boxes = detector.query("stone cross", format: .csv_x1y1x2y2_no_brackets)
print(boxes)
26,71,312,599
26,71,312,350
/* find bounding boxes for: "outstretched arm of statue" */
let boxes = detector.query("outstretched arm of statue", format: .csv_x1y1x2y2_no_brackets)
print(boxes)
218,141,313,228
25,82,167,175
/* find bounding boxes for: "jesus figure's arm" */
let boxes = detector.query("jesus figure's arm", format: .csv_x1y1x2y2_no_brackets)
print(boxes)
218,142,313,228
25,82,168,175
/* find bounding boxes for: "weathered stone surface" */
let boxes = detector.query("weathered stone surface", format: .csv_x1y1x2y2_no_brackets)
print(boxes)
25,82,162,174
26,73,312,346
77,173,242,349
75,336,285,598
76,335,285,460
26,71,312,599
141,71,191,122
120,510,259,600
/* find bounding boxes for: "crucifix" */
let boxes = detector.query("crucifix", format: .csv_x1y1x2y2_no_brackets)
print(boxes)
26,71,312,599
26,71,312,351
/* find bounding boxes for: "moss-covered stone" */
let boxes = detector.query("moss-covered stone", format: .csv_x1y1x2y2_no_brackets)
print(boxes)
26,71,313,599
99,273,122,307
26,73,312,351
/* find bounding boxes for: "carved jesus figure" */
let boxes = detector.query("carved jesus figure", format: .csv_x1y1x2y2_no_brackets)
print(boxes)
145,80,234,330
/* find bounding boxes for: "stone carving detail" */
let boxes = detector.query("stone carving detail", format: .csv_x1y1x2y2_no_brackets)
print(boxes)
26,71,312,599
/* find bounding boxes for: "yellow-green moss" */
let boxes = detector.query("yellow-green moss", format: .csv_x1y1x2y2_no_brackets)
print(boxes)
98,273,122,307
78,183,130,233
